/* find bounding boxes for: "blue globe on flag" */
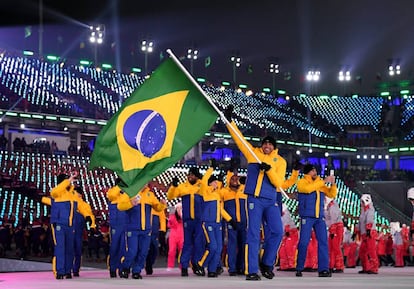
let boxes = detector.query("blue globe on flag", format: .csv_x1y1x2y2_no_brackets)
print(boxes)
123,110,167,157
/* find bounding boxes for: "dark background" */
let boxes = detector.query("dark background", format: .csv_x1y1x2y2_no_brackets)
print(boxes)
1,0,414,96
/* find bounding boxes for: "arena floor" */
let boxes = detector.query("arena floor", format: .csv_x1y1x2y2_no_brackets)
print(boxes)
1,258,414,289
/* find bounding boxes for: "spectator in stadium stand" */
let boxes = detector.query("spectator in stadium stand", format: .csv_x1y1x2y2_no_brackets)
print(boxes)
13,137,22,152
358,194,379,274
167,167,205,277
68,143,78,156
117,184,167,279
20,137,27,151
79,143,91,157
223,105,287,281
295,164,337,278
106,178,128,278
0,134,7,150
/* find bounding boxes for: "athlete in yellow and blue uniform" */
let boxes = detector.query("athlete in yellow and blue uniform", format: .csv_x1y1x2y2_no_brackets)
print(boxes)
118,184,166,279
195,167,234,277
167,167,204,277
295,164,337,278
106,179,128,278
42,173,96,280
225,112,287,281
221,171,247,276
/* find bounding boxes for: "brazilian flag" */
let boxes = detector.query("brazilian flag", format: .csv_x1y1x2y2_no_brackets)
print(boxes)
89,58,218,197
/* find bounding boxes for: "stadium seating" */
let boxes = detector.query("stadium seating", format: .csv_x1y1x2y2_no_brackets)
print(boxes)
3,52,408,144
292,95,384,132
0,51,410,232
0,150,391,232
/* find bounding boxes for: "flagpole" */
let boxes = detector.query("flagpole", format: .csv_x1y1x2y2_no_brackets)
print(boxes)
167,50,225,117
166,49,260,159
166,49,289,199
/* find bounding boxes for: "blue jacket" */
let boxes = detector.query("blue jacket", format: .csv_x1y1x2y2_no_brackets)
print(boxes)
107,186,128,228
297,175,337,218
221,172,247,224
45,179,95,227
200,168,231,223
167,179,203,221
118,187,165,231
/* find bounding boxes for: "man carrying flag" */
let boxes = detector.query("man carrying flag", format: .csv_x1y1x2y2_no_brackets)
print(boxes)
221,105,287,281
89,53,218,197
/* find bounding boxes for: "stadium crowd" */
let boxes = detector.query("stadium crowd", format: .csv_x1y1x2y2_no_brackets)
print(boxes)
0,51,413,281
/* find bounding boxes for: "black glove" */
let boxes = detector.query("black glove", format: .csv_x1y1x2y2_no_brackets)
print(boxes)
172,177,179,187
85,216,92,225
239,176,246,185
229,219,238,230
259,162,271,172
293,160,304,171
330,233,335,239
366,229,371,238
285,231,290,237
224,105,233,120
85,216,93,230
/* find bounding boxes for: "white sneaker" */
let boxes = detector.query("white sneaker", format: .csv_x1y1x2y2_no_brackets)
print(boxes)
166,267,173,272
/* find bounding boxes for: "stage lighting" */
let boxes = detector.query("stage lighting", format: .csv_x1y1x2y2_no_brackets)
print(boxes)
306,70,320,82
141,40,154,75
338,70,351,81
187,48,199,74
89,24,105,65
230,53,241,87
388,64,401,76
89,24,105,44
